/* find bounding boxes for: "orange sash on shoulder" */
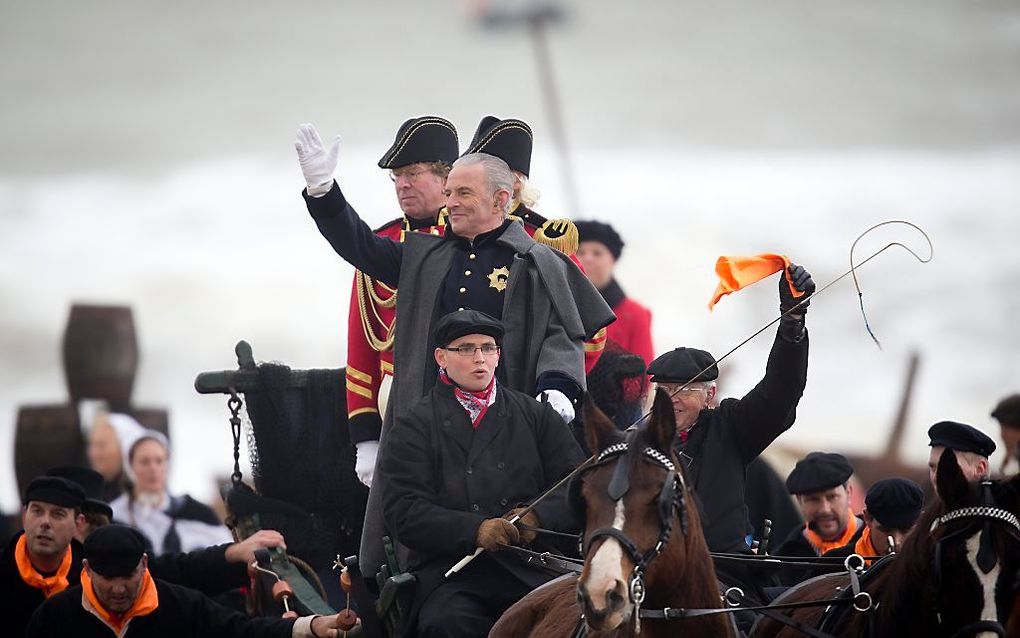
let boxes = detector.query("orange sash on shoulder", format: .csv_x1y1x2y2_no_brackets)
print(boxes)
82,568,159,633
14,534,72,598
803,510,859,555
853,526,879,565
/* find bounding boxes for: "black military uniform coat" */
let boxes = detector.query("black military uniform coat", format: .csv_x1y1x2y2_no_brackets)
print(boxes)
677,331,809,556
24,577,294,638
378,380,585,632
1,531,248,637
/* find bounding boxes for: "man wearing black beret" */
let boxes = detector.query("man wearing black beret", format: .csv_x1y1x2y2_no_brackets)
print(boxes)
642,264,814,571
824,477,924,563
25,525,345,637
927,420,996,489
342,116,460,492
774,452,862,584
0,476,85,636
378,310,585,637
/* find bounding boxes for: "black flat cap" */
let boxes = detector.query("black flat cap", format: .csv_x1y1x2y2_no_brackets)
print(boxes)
434,310,504,348
575,220,625,260
786,452,854,495
84,524,148,577
991,394,1020,428
46,466,113,519
865,477,924,530
24,476,85,509
928,421,996,457
463,116,533,176
378,116,459,169
647,347,718,384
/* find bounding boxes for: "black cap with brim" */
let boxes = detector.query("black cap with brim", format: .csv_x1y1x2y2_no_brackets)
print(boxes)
84,524,148,577
434,310,505,348
786,452,854,495
463,116,533,176
45,466,113,519
24,476,85,510
575,220,625,260
928,420,996,457
647,347,718,384
378,116,459,169
865,477,924,530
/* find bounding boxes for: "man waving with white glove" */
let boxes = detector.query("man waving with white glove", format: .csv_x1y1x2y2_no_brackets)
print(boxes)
295,122,614,571
299,118,460,489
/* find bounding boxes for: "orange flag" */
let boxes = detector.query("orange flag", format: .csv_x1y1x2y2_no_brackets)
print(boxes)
708,253,803,311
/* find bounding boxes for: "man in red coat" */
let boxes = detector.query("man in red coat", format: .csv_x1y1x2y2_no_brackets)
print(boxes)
345,116,459,488
575,221,654,365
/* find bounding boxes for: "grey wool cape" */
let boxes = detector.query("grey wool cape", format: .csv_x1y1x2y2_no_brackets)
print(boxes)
303,182,615,572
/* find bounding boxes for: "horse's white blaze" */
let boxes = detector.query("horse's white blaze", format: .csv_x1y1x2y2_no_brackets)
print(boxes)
964,532,1001,637
586,500,628,608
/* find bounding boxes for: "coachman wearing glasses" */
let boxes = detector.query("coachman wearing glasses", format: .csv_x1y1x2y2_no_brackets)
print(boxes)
646,264,814,598
378,311,585,638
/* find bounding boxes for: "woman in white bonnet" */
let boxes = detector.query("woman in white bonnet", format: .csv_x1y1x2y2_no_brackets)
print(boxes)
109,428,233,555
87,411,146,502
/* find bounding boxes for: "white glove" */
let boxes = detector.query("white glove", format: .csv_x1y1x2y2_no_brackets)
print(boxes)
538,390,575,424
354,441,379,488
294,123,341,194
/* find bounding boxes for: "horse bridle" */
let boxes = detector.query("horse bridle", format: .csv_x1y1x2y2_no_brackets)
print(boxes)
927,482,1020,638
578,437,688,634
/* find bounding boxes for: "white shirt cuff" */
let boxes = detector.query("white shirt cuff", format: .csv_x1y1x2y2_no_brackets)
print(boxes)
292,615,319,637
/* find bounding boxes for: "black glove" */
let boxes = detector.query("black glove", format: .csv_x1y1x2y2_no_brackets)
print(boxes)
778,264,814,343
779,264,815,317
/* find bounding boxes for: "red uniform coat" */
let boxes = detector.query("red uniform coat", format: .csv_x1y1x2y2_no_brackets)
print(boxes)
599,279,653,365
346,213,448,444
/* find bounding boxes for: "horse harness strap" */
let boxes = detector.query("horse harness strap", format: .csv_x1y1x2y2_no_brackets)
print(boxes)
928,482,1020,637
498,544,583,575
579,436,687,634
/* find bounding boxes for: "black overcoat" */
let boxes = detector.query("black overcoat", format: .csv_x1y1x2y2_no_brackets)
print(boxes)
677,331,809,557
378,380,585,629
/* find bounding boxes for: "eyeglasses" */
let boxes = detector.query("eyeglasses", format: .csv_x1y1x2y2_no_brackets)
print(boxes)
659,384,710,395
390,168,431,184
445,344,500,356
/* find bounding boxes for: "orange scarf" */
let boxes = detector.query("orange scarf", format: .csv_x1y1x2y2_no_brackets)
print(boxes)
803,510,859,555
708,253,803,310
14,534,72,598
82,568,159,633
853,527,878,565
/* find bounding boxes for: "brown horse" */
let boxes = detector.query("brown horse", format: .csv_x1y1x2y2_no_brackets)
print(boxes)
490,389,735,637
752,449,1020,638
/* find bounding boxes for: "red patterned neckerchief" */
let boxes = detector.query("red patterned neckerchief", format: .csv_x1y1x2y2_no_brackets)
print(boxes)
439,369,496,428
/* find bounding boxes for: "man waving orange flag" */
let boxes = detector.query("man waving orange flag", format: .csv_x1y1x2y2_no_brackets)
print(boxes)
709,253,805,311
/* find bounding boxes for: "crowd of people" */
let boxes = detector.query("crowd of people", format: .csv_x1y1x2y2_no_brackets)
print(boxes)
3,112,1015,637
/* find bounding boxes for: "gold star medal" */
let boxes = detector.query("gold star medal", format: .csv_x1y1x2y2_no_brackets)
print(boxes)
487,266,510,292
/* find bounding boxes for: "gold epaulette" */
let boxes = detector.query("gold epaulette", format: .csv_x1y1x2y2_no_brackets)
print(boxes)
533,218,579,256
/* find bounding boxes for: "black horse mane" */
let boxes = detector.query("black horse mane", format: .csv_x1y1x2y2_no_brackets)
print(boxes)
877,473,1020,630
